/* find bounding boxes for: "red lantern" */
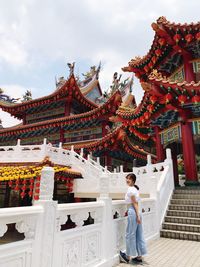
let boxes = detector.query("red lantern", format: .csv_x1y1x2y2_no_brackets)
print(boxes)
35,182,40,187
148,61,153,69
178,95,187,105
150,95,158,104
173,34,181,43
195,32,200,41
185,34,193,43
164,93,173,104
29,184,34,190
22,185,26,191
158,38,166,46
147,104,154,113
35,188,40,194
34,195,39,200
192,95,200,104
20,192,25,198
155,49,161,57
140,116,145,123
144,112,150,120
144,66,149,73
152,56,157,64
14,185,19,191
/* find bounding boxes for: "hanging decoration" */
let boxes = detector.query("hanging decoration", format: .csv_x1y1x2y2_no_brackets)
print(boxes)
0,165,81,199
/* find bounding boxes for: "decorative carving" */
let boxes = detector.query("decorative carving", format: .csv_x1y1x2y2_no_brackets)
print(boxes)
39,167,55,201
67,62,75,77
115,220,126,250
16,219,35,239
109,72,122,95
90,209,102,224
70,211,89,227
40,201,57,267
63,238,81,267
0,88,20,103
149,69,163,79
22,90,32,102
157,16,167,24
85,233,98,262
0,223,8,237
130,56,142,64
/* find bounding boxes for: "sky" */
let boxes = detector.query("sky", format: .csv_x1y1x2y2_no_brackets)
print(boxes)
0,0,200,127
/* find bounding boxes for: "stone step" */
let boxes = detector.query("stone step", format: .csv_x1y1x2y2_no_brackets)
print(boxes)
172,194,200,200
160,229,200,241
165,216,200,225
171,199,200,205
169,204,200,212
174,189,200,195
163,222,200,233
167,210,200,218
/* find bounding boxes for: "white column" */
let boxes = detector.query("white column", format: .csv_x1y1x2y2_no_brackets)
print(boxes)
33,167,57,267
98,173,116,266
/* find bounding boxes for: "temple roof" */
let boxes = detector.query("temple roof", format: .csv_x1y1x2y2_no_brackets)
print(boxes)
123,17,200,80
116,70,200,131
0,75,98,119
64,126,156,161
0,90,122,136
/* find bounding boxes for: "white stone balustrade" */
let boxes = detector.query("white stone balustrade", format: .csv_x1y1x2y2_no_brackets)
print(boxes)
0,142,174,267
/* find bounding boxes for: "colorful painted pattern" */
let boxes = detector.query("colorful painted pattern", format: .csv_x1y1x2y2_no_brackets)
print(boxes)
161,125,181,145
192,120,200,135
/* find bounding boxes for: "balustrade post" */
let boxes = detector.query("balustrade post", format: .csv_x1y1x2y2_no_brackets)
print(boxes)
15,139,21,159
33,166,57,267
146,154,153,174
120,165,123,173
96,157,100,165
147,154,152,165
98,173,116,265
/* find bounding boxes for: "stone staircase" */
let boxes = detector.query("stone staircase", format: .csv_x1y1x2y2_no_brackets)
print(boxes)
160,187,200,241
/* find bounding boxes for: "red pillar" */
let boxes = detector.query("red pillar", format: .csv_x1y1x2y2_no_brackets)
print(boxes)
170,143,179,186
181,121,198,185
102,122,107,137
183,54,195,82
60,128,65,143
65,98,71,116
154,126,165,162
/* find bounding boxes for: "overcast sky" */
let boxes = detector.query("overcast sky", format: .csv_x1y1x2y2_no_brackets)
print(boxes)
0,0,200,127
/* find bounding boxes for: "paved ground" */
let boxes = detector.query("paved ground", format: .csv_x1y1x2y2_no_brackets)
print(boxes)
116,238,200,267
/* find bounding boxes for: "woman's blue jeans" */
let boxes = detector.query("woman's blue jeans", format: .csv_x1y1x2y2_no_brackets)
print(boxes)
126,206,147,257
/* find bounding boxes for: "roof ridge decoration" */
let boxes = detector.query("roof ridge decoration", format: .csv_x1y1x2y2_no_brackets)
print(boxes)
0,90,122,136
148,69,200,87
0,74,98,118
122,17,200,80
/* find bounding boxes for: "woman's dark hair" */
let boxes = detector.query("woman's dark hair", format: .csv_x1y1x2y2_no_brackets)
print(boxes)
126,173,139,190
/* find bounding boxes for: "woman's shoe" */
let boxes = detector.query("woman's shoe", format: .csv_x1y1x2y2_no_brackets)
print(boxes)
131,257,143,263
119,251,129,263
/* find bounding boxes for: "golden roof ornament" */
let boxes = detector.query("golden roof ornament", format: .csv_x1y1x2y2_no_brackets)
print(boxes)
149,69,163,79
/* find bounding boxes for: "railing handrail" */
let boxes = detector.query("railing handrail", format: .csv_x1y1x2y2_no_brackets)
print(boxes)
156,165,170,192
57,201,104,212
0,206,43,218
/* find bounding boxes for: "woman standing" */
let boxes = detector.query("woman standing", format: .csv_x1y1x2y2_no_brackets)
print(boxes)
120,173,147,264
